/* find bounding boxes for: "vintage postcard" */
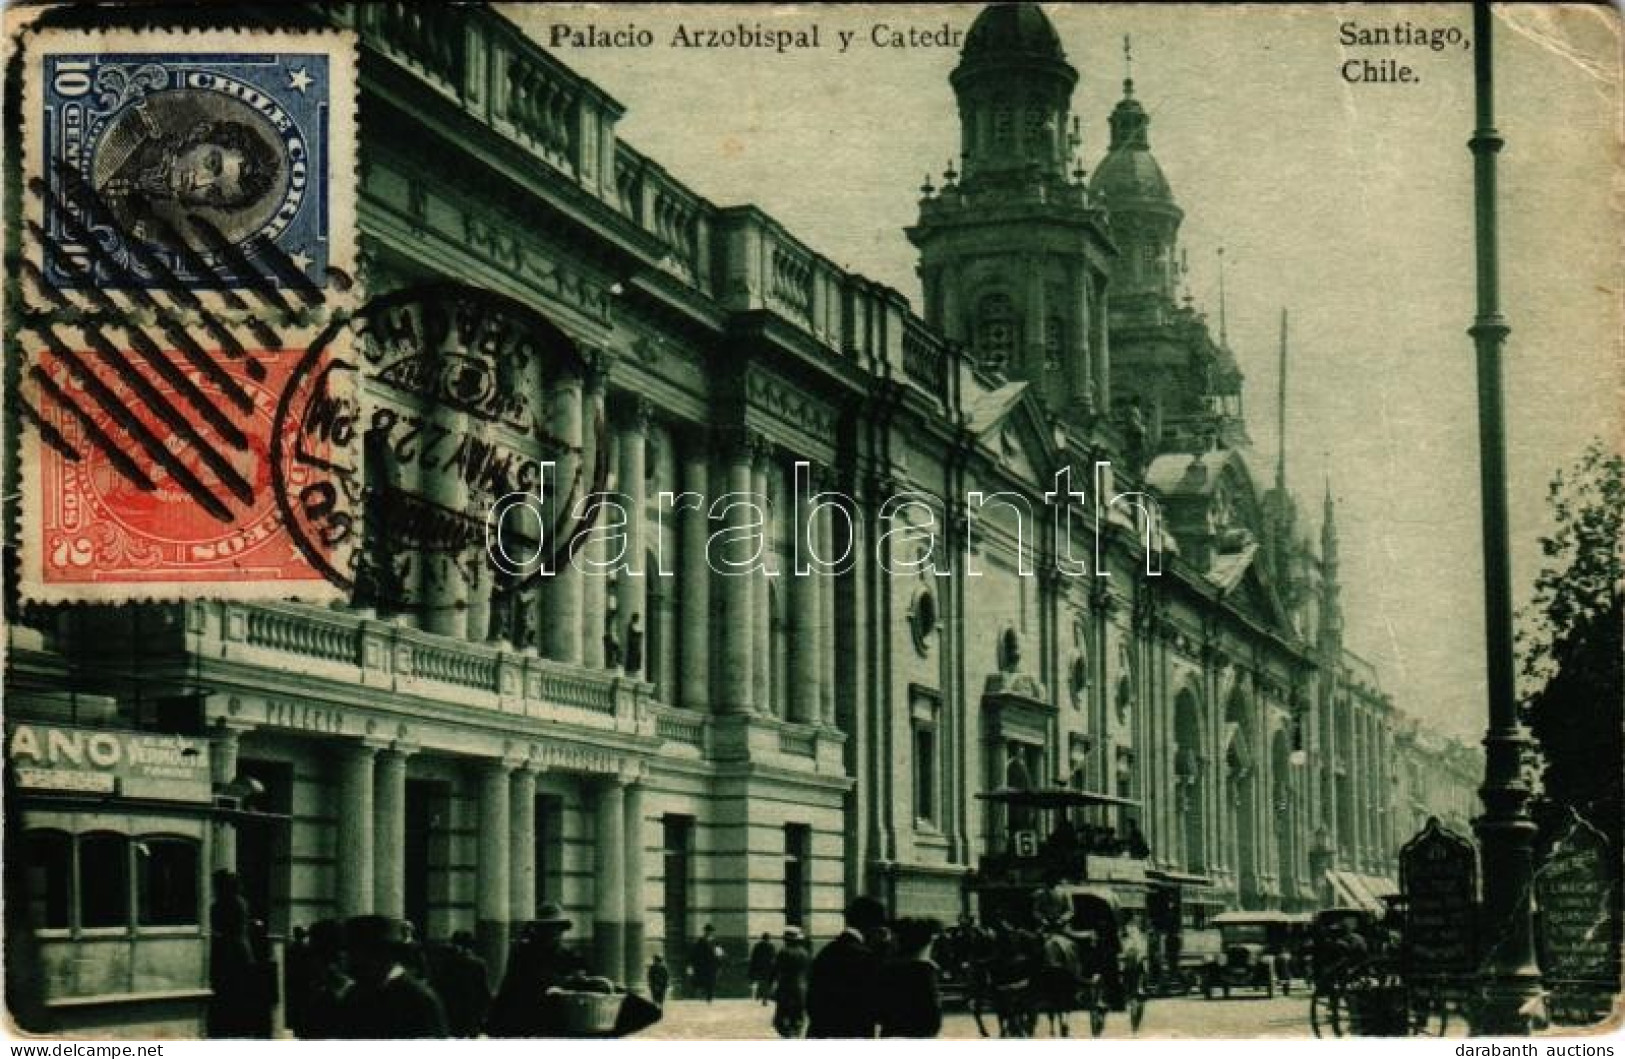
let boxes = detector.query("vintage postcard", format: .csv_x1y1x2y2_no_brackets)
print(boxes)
1,1,1619,1046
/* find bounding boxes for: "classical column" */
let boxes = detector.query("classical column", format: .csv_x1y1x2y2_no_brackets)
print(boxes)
752,444,774,714
423,408,471,639
581,368,610,667
210,723,244,874
789,466,820,725
543,377,585,663
336,743,377,917
477,761,513,977
510,767,538,925
650,428,679,701
679,439,712,710
1354,707,1368,870
1072,263,1095,413
1025,254,1046,387
1093,274,1111,410
718,436,755,713
816,470,837,726
616,402,649,678
594,779,627,980
622,780,646,986
373,746,409,919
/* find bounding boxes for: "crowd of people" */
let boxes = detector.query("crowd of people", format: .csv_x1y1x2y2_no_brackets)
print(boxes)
699,897,948,1038
209,871,658,1041
211,867,956,1039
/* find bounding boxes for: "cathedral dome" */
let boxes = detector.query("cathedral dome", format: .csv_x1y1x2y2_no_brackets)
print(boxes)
961,3,1065,64
1091,85,1177,209
1092,146,1173,204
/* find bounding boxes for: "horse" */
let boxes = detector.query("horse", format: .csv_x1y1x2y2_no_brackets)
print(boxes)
965,924,1116,1038
964,924,1040,1038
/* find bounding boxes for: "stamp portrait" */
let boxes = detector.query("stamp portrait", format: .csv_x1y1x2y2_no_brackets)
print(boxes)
30,32,355,290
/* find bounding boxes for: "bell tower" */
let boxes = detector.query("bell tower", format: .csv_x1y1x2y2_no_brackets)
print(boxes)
907,3,1116,423
1090,45,1250,452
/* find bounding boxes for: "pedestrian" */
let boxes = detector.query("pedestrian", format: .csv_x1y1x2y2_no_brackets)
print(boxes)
771,926,811,1038
248,917,278,1038
298,919,352,1039
806,896,887,1038
336,915,448,1038
431,931,491,1037
878,918,942,1037
486,903,588,1036
647,954,671,1007
748,932,778,1004
206,870,267,1038
687,924,724,1002
285,925,311,1038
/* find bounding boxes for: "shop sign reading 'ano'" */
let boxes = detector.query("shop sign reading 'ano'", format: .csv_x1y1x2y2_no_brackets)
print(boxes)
5,723,211,803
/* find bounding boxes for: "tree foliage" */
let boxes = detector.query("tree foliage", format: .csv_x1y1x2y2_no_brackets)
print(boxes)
1517,438,1624,850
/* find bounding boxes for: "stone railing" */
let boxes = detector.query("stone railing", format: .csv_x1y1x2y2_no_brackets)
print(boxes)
902,316,949,401
208,602,647,732
614,146,713,287
652,705,708,751
335,2,974,412
354,2,466,98
243,606,358,665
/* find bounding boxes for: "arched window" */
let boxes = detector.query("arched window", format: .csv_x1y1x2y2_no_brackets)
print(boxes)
976,293,1016,369
993,103,1014,146
1044,316,1065,371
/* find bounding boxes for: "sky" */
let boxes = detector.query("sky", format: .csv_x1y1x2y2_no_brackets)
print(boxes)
504,3,1622,742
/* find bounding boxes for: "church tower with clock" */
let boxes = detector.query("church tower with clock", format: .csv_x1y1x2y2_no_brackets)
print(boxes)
906,3,1116,425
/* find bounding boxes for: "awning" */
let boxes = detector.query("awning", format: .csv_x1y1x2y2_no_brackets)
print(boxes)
1325,870,1398,914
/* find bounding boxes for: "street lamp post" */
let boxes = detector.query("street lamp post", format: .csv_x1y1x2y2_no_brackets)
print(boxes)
1466,2,1544,1034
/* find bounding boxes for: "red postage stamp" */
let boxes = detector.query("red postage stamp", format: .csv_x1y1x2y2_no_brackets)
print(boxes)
19,326,345,601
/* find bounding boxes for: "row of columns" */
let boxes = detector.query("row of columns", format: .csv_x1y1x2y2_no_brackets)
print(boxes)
324,741,647,985
1318,688,1401,875
709,434,837,724
403,361,842,728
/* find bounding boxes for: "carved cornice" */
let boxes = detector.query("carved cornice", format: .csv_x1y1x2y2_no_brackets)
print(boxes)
746,367,836,438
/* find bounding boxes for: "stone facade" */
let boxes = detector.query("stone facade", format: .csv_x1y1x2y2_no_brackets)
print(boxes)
3,2,1482,1031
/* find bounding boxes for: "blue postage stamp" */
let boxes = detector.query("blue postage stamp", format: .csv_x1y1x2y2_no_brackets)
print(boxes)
34,38,354,291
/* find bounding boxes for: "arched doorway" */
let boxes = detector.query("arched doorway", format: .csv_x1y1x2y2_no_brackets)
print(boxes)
1173,687,1206,873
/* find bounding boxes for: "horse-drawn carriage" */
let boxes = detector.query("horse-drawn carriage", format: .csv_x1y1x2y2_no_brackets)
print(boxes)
1306,904,1456,1038
960,787,1156,1037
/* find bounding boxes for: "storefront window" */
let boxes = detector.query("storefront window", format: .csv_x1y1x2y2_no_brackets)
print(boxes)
22,830,70,929
78,832,129,929
136,836,200,926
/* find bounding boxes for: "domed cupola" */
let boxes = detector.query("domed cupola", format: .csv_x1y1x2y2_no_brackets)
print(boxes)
909,4,1117,424
958,3,1068,68
1092,62,1183,303
950,4,1078,187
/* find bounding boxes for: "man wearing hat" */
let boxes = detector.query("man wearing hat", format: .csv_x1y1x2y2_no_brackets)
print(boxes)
336,915,448,1038
770,926,812,1038
806,896,887,1038
486,902,586,1036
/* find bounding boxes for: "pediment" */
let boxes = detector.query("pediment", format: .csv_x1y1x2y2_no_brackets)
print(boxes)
965,381,1056,484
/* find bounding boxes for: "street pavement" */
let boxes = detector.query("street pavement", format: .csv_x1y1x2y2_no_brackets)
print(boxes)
638,991,1321,1040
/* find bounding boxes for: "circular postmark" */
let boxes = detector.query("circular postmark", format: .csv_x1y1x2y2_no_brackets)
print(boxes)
271,283,608,628
86,68,306,254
